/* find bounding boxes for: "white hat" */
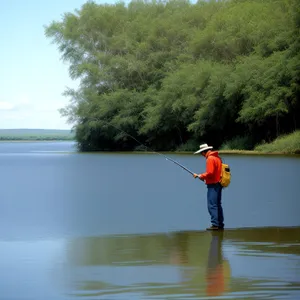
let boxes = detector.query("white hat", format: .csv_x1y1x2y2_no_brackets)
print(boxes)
194,143,213,154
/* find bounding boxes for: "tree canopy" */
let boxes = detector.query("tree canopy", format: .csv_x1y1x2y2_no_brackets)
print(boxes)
45,0,300,151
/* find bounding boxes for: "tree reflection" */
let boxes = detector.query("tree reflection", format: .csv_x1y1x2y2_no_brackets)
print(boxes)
64,227,300,299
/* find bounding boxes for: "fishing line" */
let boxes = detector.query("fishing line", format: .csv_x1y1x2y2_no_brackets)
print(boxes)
89,117,195,176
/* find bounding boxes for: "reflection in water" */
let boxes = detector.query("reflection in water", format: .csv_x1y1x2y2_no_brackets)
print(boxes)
206,231,230,297
64,227,300,299
1,228,300,300
169,231,231,297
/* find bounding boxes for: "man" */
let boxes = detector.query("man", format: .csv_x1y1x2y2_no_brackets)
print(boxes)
193,144,224,230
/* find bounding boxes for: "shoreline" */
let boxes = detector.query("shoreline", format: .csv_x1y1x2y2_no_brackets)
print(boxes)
78,149,300,157
218,150,300,156
0,140,299,156
0,140,75,143
175,150,300,156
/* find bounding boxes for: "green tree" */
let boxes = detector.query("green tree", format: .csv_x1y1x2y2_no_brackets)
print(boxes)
45,0,300,151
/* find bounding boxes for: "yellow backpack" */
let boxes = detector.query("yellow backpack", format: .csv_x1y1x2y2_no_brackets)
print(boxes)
219,160,231,188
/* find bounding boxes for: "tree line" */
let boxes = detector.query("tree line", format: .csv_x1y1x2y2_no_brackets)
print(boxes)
45,0,300,151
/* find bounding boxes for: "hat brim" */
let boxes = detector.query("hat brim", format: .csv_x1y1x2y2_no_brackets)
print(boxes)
194,146,213,154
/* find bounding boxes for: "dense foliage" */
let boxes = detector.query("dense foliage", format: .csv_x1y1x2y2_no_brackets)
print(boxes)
45,0,300,151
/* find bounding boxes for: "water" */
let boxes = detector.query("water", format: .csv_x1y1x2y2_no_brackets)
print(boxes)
0,141,299,300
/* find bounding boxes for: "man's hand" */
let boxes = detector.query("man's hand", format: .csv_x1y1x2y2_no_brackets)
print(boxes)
193,173,205,182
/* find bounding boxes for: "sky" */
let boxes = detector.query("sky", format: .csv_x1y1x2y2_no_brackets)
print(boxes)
0,0,119,130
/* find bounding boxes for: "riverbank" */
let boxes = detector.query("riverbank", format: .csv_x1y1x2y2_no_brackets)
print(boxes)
1,130,299,155
253,131,300,154
218,150,300,156
173,131,299,156
218,131,300,155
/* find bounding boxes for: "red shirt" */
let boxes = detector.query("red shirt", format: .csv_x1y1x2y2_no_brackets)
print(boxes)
200,151,222,184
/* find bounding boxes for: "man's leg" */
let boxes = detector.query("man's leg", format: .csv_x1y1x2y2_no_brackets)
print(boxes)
207,185,219,227
217,185,224,228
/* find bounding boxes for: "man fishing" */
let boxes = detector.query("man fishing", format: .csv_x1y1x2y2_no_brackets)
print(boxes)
193,144,224,230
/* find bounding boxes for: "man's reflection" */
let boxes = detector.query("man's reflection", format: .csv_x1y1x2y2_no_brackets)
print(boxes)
206,231,230,296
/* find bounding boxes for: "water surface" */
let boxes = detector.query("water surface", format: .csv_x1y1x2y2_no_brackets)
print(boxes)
0,141,299,299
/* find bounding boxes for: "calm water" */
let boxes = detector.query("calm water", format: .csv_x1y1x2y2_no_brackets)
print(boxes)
0,141,299,300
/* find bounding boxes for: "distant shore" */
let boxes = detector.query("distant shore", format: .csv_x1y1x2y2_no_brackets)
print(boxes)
0,139,74,142
0,129,74,142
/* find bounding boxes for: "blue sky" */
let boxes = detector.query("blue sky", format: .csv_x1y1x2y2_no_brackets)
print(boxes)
0,0,120,130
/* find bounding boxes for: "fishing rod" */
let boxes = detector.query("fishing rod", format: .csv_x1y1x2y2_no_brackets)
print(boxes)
164,157,194,176
91,118,195,176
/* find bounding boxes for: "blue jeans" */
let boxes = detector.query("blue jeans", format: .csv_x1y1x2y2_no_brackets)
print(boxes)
207,183,224,228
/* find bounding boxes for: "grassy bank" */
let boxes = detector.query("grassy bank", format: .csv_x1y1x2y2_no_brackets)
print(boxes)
219,131,300,155
254,131,300,154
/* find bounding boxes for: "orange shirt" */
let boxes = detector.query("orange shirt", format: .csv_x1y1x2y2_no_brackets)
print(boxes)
200,151,222,184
